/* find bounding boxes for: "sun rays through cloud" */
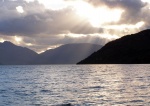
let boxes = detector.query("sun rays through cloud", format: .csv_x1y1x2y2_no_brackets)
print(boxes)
72,1,124,28
0,0,150,52
14,36,23,44
0,38,5,43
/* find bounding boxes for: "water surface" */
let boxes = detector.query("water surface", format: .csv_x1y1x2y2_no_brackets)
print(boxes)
0,65,150,106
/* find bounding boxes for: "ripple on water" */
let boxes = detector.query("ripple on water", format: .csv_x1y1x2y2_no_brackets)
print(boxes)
40,89,52,93
82,86,105,91
129,100,144,103
0,65,150,106
54,103,73,106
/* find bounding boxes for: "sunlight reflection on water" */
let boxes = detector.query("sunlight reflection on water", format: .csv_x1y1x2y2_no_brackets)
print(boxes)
0,65,150,106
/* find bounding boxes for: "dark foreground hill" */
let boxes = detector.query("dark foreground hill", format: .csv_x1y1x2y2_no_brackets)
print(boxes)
78,29,150,64
33,43,102,64
0,41,38,65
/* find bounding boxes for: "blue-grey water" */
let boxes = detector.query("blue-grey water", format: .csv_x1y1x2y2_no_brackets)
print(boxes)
0,65,150,106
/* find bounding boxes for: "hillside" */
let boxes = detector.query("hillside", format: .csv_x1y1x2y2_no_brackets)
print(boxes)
33,43,102,64
78,29,150,64
0,42,102,64
0,41,38,65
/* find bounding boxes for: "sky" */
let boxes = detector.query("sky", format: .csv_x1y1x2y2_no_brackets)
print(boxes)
0,0,150,53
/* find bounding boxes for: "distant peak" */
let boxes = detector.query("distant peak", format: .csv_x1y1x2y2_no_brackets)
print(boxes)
3,41,14,44
2,41,15,46
62,43,101,46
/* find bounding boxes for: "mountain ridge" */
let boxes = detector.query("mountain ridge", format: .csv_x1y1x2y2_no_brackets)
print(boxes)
0,41,38,65
0,42,102,64
78,29,150,64
32,43,102,64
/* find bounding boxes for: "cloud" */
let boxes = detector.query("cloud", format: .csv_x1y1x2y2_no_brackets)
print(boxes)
87,0,147,24
0,33,111,53
0,0,150,52
0,1,101,36
86,0,145,9
29,34,111,53
0,0,148,36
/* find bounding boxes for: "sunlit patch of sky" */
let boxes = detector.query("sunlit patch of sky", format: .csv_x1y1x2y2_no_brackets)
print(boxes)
16,6,24,13
0,0,149,52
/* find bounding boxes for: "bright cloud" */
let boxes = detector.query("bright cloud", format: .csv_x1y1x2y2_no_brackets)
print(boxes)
0,0,150,52
72,1,124,27
24,0,69,10
16,6,24,13
24,0,34,3
38,0,68,10
14,36,23,44
103,21,145,30
141,0,150,3
0,38,5,43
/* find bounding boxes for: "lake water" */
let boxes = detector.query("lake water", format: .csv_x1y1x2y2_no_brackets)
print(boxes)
0,65,150,106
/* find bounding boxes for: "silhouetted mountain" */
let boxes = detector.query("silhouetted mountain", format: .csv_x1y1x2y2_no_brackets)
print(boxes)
0,41,38,65
0,42,102,65
33,43,102,64
78,29,150,64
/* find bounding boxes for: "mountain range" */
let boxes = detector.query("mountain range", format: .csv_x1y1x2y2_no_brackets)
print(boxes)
0,42,101,65
78,29,150,64
32,43,101,64
1,29,150,65
0,41,38,65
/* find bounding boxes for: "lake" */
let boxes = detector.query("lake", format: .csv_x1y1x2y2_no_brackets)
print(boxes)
0,65,150,106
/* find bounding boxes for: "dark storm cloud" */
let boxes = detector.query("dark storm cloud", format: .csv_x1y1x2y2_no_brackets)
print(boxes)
117,0,147,24
0,13,51,36
0,0,102,36
0,0,150,52
0,0,148,37
0,10,101,36
0,0,105,52
0,0,47,35
87,0,145,9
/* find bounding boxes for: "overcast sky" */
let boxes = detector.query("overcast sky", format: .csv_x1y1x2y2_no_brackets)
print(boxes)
0,0,150,53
